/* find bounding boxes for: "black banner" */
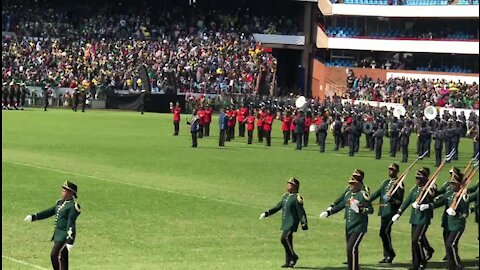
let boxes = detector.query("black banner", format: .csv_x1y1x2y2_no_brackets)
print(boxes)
105,90,185,113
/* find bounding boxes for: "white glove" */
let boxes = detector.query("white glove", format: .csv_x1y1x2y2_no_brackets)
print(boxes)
259,213,266,220
320,211,329,218
446,208,456,216
66,244,74,252
392,214,400,222
326,206,333,212
350,203,360,213
412,202,419,209
419,204,430,211
24,215,32,222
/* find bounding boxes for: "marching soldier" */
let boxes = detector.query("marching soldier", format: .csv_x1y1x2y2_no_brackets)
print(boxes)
433,167,461,261
325,170,369,213
318,115,329,153
320,172,374,270
218,108,229,147
452,121,462,160
392,170,434,270
399,122,411,163
197,107,205,138
20,83,29,110
390,118,400,157
280,111,292,145
204,105,213,137
294,111,305,150
433,123,446,167
72,87,80,112
80,89,88,113
445,121,454,162
369,163,404,263
431,172,469,270
24,181,81,270
263,109,274,147
42,84,52,111
303,112,312,147
186,109,200,148
246,110,255,145
373,124,385,160
259,178,308,268
333,116,342,151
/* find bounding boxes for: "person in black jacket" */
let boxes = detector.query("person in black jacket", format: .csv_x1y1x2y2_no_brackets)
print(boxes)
390,118,399,157
373,124,385,160
433,123,445,167
333,116,342,151
318,115,328,153
294,111,305,150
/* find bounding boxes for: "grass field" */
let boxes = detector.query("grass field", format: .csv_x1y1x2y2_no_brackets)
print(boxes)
2,108,479,270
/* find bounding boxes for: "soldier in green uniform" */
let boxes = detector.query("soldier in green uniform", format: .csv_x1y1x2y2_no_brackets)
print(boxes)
433,167,461,261
320,173,374,270
325,169,369,213
259,178,308,268
369,163,404,263
24,181,81,270
392,170,434,270
431,172,469,270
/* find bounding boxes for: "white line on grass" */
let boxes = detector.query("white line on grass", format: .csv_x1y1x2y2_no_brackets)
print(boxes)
2,255,49,270
3,160,477,248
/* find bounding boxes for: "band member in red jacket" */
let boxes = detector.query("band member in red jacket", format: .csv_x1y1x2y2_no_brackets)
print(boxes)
263,109,274,147
257,109,265,143
238,105,248,138
303,112,312,147
246,110,256,144
204,105,213,137
170,102,181,136
279,111,292,145
226,107,235,141
313,113,322,144
197,107,206,138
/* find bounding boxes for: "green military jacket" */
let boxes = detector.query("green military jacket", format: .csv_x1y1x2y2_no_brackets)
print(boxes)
331,184,370,207
369,178,404,218
265,192,308,232
434,181,452,229
432,191,469,232
399,186,434,225
330,190,374,234
32,198,81,244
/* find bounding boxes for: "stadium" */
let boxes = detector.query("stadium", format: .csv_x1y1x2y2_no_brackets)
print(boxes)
2,0,479,269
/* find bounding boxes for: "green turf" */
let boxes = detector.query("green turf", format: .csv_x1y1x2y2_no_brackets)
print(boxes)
2,108,479,270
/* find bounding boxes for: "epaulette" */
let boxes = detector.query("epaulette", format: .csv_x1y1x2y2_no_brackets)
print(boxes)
361,190,370,200
297,194,304,204
363,185,370,194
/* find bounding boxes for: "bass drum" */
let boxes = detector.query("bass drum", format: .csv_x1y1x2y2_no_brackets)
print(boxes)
309,124,317,132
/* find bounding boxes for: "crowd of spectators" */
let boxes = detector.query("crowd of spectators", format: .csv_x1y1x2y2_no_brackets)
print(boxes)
346,75,479,109
2,3,300,94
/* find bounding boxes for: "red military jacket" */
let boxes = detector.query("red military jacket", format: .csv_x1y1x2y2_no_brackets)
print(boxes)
204,107,213,124
263,115,274,131
304,116,312,132
227,110,235,127
257,111,266,127
314,116,322,126
281,116,292,132
246,116,255,131
172,106,181,122
197,109,206,125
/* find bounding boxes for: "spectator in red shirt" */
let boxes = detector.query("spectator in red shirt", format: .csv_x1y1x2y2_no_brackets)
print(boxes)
170,102,181,136
204,105,213,137
263,109,274,147
246,110,256,144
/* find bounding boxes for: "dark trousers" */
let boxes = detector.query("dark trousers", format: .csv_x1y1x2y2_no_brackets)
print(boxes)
81,101,86,112
411,224,428,269
390,138,398,157
380,217,395,258
219,129,226,146
445,141,452,162
44,98,48,111
257,127,264,142
191,132,198,147
72,100,78,111
348,138,355,156
198,124,204,138
474,142,479,158
355,135,360,152
425,139,431,157
283,131,289,145
239,123,246,137
435,148,443,166
319,133,327,152
51,241,68,270
226,126,232,141
296,133,303,150
402,144,409,162
446,231,463,270
370,136,375,151
303,131,309,147
265,130,272,146
247,130,253,144
334,134,341,150
291,130,296,143
281,230,297,264
231,125,236,140
204,123,210,136
346,232,365,270
376,141,383,159
366,133,372,148
173,121,180,136
452,140,459,160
